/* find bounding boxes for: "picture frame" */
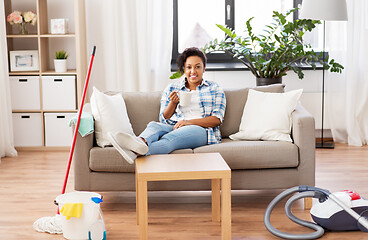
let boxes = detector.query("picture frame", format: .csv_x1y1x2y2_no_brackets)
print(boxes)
50,18,69,34
9,50,39,72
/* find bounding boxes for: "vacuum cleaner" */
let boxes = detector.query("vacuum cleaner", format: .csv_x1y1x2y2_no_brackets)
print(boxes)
264,185,368,239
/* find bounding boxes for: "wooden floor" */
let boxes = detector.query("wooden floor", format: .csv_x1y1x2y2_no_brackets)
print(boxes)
1,143,368,240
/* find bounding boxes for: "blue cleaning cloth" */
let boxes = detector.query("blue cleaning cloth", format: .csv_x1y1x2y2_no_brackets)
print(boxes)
69,112,94,137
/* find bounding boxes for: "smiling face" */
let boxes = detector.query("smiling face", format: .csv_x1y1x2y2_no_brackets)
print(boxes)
184,56,205,89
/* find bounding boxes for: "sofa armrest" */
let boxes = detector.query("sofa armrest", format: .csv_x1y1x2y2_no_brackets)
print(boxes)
291,103,316,186
71,104,94,190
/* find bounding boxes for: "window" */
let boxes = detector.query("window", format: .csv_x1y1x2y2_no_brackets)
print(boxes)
235,0,294,37
172,0,235,70
171,0,323,71
177,0,226,53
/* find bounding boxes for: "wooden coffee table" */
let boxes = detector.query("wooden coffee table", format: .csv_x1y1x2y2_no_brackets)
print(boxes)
135,152,231,240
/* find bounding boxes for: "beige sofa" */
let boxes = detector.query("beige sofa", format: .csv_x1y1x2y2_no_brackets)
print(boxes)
73,84,315,192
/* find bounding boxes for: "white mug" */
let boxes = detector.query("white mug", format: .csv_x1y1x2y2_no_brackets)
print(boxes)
179,91,192,107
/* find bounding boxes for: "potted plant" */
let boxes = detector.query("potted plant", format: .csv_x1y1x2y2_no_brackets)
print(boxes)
172,9,344,85
54,50,68,73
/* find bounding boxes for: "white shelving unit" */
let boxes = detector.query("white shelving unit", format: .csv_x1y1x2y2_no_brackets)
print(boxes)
4,0,87,150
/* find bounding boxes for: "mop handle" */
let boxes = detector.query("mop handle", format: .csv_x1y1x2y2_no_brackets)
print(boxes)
61,46,96,195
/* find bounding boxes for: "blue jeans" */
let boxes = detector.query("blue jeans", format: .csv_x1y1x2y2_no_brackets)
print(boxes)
139,121,207,155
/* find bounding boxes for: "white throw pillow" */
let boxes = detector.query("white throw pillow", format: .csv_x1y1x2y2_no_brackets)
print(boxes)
90,87,134,147
229,89,303,142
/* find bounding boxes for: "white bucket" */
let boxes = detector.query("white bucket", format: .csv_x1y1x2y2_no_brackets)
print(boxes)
55,191,101,240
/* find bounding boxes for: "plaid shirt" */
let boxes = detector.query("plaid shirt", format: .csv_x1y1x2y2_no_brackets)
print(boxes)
159,79,226,145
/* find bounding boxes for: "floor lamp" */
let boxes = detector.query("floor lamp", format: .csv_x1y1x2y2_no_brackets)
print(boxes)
300,0,348,149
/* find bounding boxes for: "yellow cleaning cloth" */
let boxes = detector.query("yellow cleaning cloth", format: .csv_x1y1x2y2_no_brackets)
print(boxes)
60,203,83,220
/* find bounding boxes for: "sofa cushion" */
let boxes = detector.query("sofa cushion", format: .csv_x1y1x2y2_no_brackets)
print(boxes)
193,138,299,170
122,91,162,135
229,89,302,142
90,87,134,147
220,84,285,138
89,147,193,173
89,147,135,172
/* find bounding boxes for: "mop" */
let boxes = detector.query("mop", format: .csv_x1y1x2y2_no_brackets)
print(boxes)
33,46,96,234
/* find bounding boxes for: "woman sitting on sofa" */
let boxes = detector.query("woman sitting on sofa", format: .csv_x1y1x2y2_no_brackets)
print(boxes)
108,47,226,164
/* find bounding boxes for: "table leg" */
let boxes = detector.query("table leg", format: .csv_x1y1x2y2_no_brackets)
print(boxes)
136,172,139,225
221,177,231,240
138,179,148,240
304,197,313,210
211,179,221,222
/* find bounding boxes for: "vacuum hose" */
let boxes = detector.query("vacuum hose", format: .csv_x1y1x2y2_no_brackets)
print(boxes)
264,186,330,240
264,185,368,239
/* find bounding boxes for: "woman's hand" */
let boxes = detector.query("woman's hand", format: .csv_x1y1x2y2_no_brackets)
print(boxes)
163,91,180,120
169,91,179,104
174,120,188,130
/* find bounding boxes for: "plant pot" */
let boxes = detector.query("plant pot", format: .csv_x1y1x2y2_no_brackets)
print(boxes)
54,59,67,73
256,77,282,86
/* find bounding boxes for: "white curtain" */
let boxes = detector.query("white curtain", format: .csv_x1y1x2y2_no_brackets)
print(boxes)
0,2,17,159
327,0,368,146
100,0,173,92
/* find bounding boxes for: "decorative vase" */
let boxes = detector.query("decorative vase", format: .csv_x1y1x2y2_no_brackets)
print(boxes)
54,59,67,73
256,77,282,86
19,22,28,35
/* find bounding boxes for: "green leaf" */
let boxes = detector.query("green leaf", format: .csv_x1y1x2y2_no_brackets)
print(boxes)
246,17,254,36
274,35,281,43
291,66,304,79
169,71,183,79
55,50,68,59
216,24,234,38
266,25,275,31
